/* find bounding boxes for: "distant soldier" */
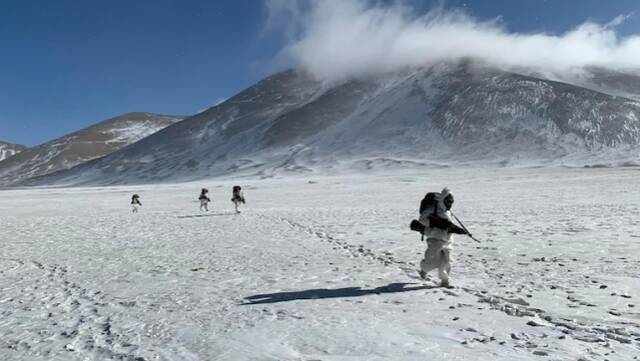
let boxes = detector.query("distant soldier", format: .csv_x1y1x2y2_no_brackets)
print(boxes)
231,186,245,213
199,188,211,212
131,194,142,213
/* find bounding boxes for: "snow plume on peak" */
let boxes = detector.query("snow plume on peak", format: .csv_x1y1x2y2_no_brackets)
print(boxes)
267,0,640,82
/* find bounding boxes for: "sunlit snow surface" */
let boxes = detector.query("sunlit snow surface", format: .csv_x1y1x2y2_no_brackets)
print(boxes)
1,167,639,360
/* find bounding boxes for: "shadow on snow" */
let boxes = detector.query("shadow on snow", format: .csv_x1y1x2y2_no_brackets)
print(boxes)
177,212,238,218
241,282,433,305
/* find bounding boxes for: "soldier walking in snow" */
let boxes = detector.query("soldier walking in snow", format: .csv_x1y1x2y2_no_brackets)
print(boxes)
131,194,142,213
231,186,245,213
199,188,211,212
417,187,468,288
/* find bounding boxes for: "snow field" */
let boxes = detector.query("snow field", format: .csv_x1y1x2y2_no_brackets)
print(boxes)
0,167,639,360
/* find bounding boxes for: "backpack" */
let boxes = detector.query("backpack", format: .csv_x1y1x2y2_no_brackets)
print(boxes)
232,186,245,204
199,188,209,201
419,192,440,214
409,192,441,239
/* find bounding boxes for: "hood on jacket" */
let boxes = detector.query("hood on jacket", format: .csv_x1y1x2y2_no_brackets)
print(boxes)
437,187,453,217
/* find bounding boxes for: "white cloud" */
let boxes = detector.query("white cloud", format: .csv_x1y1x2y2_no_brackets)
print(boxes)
266,0,640,82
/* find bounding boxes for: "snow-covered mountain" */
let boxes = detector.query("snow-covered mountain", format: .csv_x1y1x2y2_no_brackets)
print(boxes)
0,141,26,161
548,67,640,101
25,62,640,186
0,112,186,186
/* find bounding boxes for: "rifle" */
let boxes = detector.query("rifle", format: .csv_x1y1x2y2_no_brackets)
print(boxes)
451,212,481,243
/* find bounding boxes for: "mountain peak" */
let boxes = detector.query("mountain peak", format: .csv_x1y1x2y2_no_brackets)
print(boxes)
0,141,26,162
21,64,640,186
0,112,187,186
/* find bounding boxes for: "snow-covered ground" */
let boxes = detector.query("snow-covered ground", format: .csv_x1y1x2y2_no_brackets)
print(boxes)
1,167,639,361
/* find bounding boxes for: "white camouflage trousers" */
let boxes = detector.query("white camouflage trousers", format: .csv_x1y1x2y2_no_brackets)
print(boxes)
420,238,452,282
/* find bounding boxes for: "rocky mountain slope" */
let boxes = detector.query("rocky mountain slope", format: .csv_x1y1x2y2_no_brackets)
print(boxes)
0,141,26,161
0,112,185,186
563,67,640,101
24,63,640,186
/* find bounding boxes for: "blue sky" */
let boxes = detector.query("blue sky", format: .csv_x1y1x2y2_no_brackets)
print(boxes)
1,0,639,146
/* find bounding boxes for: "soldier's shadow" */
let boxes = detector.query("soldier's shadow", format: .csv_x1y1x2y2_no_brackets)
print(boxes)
177,212,237,218
241,282,435,305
